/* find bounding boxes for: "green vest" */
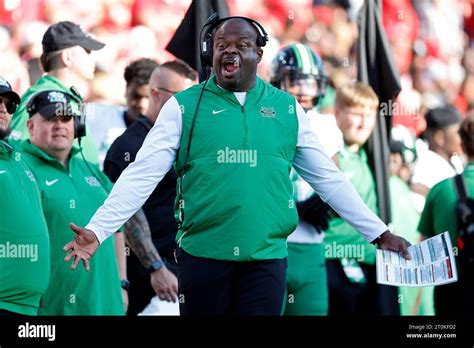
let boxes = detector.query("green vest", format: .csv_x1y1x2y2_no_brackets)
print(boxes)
10,75,99,165
20,141,124,315
174,76,299,261
0,140,50,315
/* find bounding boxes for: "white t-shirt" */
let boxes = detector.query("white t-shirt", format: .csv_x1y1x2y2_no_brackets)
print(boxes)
288,109,344,244
411,143,462,212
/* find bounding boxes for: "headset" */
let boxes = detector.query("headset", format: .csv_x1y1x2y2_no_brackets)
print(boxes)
27,87,86,139
68,86,87,139
176,14,269,230
200,14,269,68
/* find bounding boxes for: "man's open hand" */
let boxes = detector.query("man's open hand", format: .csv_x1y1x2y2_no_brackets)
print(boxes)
377,231,412,260
64,223,99,271
150,267,179,302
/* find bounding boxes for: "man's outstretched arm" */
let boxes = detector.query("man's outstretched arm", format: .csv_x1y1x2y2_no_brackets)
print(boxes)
292,102,411,259
64,97,183,270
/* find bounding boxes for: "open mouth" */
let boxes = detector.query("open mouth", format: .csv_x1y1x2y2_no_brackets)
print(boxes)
221,57,240,78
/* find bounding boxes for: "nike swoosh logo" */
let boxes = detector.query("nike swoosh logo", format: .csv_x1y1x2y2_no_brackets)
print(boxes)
45,179,59,186
0,170,6,174
212,109,226,115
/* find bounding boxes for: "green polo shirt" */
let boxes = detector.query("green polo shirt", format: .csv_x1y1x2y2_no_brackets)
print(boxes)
10,75,99,165
0,139,50,315
418,164,474,247
323,145,377,264
21,140,124,315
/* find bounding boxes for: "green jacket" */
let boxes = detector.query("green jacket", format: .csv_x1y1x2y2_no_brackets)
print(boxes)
10,75,99,165
21,141,124,315
174,76,299,261
0,140,50,315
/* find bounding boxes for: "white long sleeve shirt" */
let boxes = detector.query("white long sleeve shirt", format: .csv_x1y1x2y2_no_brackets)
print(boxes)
87,94,388,245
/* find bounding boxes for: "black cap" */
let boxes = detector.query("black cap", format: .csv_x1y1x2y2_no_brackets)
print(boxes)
425,105,462,130
389,139,404,154
27,90,80,119
0,77,21,104
42,21,105,54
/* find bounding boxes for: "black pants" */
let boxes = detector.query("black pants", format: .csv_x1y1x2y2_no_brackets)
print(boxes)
326,259,374,315
176,248,287,316
434,267,474,315
127,251,178,316
0,309,24,316
326,259,399,315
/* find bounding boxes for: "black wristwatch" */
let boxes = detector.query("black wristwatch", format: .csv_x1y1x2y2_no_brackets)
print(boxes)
120,279,130,291
148,259,164,273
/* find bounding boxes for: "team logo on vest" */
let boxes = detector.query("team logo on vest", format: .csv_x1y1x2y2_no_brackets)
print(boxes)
84,176,100,187
260,106,276,118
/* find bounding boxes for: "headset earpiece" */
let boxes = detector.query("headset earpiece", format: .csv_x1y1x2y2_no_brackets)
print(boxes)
68,86,86,139
200,15,269,69
26,96,36,115
74,113,86,139
201,31,215,68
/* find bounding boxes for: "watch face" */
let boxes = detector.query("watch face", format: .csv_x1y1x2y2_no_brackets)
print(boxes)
149,260,164,273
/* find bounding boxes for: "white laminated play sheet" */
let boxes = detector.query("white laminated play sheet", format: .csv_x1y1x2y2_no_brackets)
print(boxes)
376,231,458,287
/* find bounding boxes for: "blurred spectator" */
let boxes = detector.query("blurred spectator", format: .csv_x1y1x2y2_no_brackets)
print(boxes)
269,43,340,316
418,113,474,315
411,105,464,212
0,26,30,95
324,82,380,315
87,57,158,168
17,21,49,85
383,0,419,76
391,124,418,183
464,0,474,44
132,0,189,50
10,21,104,164
43,0,104,31
413,0,464,60
104,60,197,316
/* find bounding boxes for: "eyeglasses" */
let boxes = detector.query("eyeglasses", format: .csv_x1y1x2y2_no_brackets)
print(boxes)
0,96,17,114
155,87,180,95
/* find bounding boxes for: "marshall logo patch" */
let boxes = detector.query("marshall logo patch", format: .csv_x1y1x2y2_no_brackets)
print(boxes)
260,106,276,118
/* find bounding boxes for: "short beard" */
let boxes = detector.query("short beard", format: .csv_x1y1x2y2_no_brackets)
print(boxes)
0,127,11,140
